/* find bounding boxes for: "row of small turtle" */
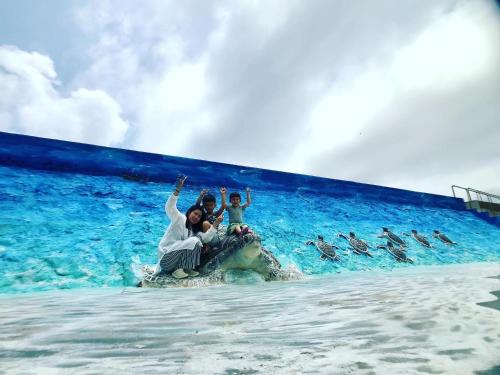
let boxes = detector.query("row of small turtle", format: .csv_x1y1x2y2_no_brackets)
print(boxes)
380,228,457,248
306,228,457,264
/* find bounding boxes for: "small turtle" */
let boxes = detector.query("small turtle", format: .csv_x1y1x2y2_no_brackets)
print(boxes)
433,230,457,245
337,232,373,257
407,229,432,248
377,241,414,264
306,235,340,261
378,227,406,247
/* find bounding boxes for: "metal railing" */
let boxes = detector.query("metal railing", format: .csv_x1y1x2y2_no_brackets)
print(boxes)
451,185,500,204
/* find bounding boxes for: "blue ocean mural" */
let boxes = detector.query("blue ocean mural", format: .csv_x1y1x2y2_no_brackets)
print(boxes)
1,131,499,294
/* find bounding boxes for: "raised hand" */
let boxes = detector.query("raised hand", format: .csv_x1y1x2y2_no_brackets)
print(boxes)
220,187,227,194
175,175,187,191
214,213,224,225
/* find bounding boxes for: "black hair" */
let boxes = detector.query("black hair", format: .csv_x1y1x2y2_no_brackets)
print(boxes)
202,194,216,205
229,192,241,200
185,205,207,234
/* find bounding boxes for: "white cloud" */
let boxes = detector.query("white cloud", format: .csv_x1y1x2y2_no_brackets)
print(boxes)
391,1,498,92
70,1,219,155
284,0,500,194
299,0,497,161
0,45,129,146
23,0,498,196
131,60,212,156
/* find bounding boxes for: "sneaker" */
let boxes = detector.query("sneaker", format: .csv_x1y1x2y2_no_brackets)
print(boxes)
186,270,199,277
172,269,188,279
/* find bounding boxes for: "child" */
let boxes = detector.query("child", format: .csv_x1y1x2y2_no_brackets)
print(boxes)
196,187,227,228
226,187,252,236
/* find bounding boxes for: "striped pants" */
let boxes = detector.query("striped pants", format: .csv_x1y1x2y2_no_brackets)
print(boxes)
158,244,202,275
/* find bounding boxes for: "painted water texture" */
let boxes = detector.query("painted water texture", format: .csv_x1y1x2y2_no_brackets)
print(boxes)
0,131,499,294
1,132,500,374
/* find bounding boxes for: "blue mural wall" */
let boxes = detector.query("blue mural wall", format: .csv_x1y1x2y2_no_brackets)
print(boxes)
1,131,499,293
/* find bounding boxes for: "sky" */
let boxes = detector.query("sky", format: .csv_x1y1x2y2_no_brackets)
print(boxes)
0,0,499,197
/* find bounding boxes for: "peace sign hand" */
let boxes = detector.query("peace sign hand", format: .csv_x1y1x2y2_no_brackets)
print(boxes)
215,213,224,225
175,175,187,191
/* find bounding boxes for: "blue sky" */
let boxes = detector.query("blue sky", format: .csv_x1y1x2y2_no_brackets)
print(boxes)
0,1,88,83
1,0,499,196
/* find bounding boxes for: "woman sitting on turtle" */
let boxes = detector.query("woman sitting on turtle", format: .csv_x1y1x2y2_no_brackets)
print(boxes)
154,175,223,279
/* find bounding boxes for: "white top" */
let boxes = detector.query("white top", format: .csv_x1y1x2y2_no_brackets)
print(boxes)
157,193,216,259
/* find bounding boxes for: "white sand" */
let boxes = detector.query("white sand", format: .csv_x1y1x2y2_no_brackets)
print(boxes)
0,262,499,374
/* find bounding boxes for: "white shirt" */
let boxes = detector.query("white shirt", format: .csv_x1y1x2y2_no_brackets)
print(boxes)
157,194,216,258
